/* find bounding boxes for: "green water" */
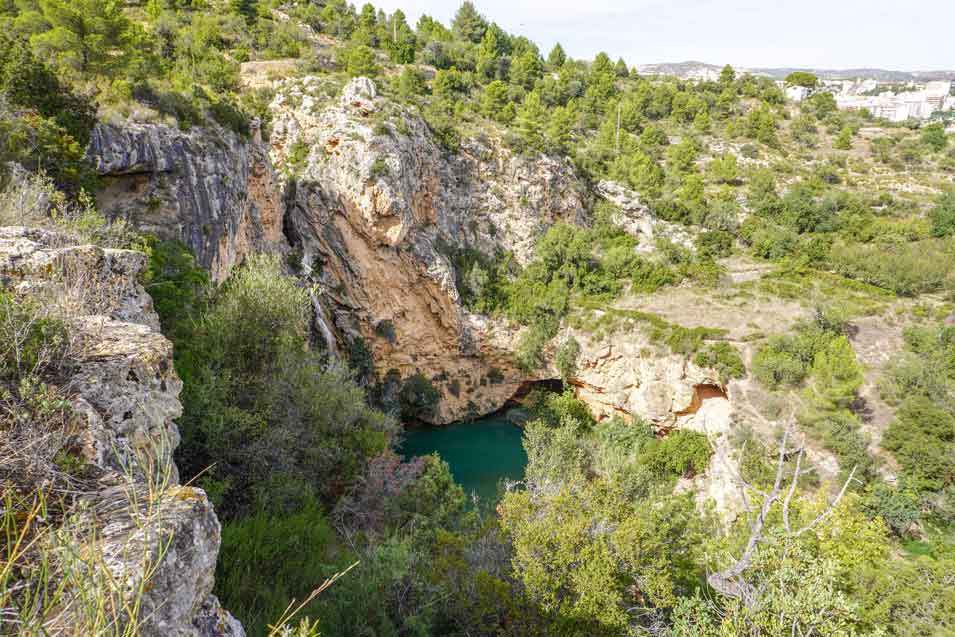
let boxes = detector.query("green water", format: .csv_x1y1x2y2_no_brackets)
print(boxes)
400,415,527,506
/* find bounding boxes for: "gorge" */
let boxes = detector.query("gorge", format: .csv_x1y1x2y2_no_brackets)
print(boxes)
2,1,954,634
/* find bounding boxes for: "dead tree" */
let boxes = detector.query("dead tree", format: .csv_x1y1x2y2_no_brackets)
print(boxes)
707,424,857,606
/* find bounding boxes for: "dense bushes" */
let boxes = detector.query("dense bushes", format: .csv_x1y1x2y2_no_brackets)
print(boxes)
398,373,441,421
693,342,745,383
881,324,955,492
929,191,955,237
828,238,954,296
753,311,879,484
149,251,394,517
217,498,339,635
0,35,96,190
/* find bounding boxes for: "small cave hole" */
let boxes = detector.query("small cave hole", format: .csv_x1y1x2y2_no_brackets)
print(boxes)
675,383,728,417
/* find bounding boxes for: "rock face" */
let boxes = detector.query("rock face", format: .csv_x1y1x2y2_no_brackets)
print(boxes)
564,325,745,518
567,327,723,426
0,227,243,636
82,79,730,435
271,77,586,422
595,180,696,253
89,121,285,281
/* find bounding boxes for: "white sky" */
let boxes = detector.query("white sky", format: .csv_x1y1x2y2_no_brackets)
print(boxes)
370,0,955,71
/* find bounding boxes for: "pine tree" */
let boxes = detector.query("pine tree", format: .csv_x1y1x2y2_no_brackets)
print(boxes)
545,103,576,154
32,0,130,76
614,57,629,77
834,126,853,150
547,42,566,68
809,336,863,411
510,49,542,90
586,52,617,104
452,1,486,43
481,80,511,122
476,26,501,79
719,64,736,85
320,0,357,40
383,9,415,62
516,90,547,152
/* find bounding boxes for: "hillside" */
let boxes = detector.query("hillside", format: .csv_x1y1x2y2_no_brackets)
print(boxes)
1,1,954,636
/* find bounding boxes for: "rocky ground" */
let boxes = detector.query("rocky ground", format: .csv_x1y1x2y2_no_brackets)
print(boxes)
0,227,242,636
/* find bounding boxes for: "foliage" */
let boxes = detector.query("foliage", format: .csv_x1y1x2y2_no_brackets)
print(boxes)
921,122,948,152
342,44,379,77
928,191,955,238
785,71,819,88
500,485,706,634
0,34,96,145
217,498,339,636
29,0,132,76
160,254,394,517
882,396,955,491
693,342,745,383
554,336,581,382
141,238,209,340
828,238,954,296
398,373,441,421
752,314,847,389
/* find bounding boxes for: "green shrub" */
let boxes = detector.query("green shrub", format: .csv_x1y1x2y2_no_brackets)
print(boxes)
143,239,209,339
207,98,252,137
0,34,96,146
554,337,580,381
862,481,921,536
514,322,552,373
928,191,955,238
921,123,948,152
803,410,876,483
828,239,954,296
695,230,733,259
882,397,955,491
217,499,339,636
170,255,393,517
369,156,389,179
374,319,397,343
645,430,712,478
526,389,595,429
341,44,379,77
398,373,441,421
0,291,68,382
694,342,745,383
753,337,811,388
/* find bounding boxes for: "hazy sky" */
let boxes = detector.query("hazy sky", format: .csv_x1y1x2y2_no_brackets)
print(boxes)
370,0,954,70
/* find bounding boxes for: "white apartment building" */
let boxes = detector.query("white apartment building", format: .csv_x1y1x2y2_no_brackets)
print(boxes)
835,81,952,122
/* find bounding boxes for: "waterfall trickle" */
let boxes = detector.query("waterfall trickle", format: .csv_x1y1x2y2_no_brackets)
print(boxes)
311,290,340,360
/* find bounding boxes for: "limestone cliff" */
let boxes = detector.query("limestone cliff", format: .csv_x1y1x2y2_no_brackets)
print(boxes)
84,78,732,433
89,120,286,282
0,227,243,636
270,77,586,422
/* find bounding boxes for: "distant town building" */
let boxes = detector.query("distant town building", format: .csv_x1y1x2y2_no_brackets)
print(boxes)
835,81,952,122
785,85,810,102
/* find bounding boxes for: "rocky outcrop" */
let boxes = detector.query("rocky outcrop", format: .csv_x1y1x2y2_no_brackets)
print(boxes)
0,227,242,636
565,327,724,426
88,121,285,281
562,324,745,518
595,180,696,253
272,77,586,422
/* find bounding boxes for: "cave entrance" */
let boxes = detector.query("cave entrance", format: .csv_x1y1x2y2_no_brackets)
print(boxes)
675,383,728,417
505,378,564,408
